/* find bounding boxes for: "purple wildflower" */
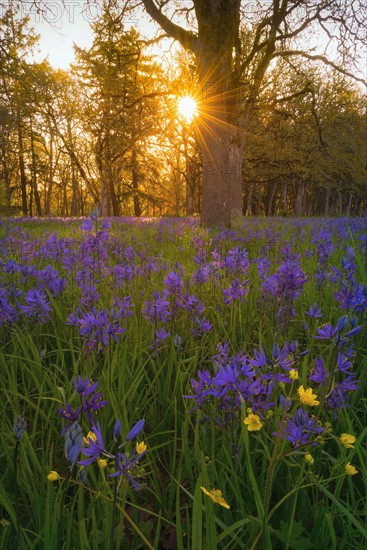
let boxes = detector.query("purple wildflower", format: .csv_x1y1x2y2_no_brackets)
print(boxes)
78,422,106,466
65,421,84,465
20,288,52,323
280,408,325,447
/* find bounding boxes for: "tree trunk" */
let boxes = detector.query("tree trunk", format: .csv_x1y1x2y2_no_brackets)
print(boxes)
17,123,28,216
282,182,287,214
132,144,141,217
30,128,42,216
294,181,305,216
45,133,54,216
198,65,242,226
338,190,343,215
71,164,78,216
1,147,12,212
324,188,330,216
185,156,195,216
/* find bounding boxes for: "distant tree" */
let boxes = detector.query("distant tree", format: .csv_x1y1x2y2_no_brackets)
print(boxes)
73,0,165,216
0,5,39,215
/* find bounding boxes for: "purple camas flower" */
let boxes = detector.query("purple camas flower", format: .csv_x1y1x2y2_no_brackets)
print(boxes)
125,419,145,441
109,449,147,490
36,265,66,297
13,416,27,441
67,307,126,352
222,246,250,275
0,287,18,325
73,376,98,398
65,421,84,464
305,303,323,319
308,357,329,385
58,376,107,432
58,403,83,436
20,288,52,323
79,422,106,466
164,270,183,295
222,278,249,305
193,316,212,335
192,265,211,285
280,408,325,447
142,292,171,323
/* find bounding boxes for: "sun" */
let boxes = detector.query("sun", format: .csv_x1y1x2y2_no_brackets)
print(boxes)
177,95,198,123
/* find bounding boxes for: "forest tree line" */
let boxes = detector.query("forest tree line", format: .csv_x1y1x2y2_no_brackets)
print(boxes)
1,2,366,219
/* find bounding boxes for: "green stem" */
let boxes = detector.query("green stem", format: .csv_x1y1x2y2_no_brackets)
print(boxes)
13,440,22,550
57,472,71,550
110,476,118,550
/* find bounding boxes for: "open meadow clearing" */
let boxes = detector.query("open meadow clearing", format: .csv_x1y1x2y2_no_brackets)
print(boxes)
1,215,366,549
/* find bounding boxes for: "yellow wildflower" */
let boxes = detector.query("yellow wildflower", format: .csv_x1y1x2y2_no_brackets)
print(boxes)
289,369,299,381
244,413,263,431
98,458,108,470
339,433,356,449
345,462,358,476
200,487,230,509
305,453,314,465
136,441,147,455
47,471,61,482
298,385,320,406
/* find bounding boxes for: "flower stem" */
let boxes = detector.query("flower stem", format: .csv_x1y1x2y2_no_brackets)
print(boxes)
13,440,22,549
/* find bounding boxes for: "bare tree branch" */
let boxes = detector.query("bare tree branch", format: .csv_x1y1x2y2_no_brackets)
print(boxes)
274,50,367,87
141,0,199,54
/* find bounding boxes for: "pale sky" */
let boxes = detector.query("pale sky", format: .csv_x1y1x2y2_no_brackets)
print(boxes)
24,1,158,69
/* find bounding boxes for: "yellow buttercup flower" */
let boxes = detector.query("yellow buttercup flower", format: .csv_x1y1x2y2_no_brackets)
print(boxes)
84,431,97,446
98,458,108,470
244,413,263,431
136,441,147,454
200,487,230,509
345,462,358,476
289,369,299,381
298,385,320,406
305,453,314,465
339,433,356,449
47,471,61,482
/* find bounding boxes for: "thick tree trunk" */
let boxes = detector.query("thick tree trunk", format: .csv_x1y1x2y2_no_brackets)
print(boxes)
294,181,305,216
195,1,242,227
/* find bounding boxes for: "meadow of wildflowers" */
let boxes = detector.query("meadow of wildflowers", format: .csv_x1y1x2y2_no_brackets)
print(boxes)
1,215,366,549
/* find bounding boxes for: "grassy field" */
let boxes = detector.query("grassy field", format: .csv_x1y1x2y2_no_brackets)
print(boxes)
1,215,366,549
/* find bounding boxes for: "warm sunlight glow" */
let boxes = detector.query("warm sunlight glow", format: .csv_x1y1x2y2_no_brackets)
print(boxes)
177,95,198,122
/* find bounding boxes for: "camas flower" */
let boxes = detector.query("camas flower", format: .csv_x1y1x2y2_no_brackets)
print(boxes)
20,288,52,323
13,416,27,441
298,385,320,407
65,421,84,465
79,422,107,466
280,408,325,447
200,487,230,509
